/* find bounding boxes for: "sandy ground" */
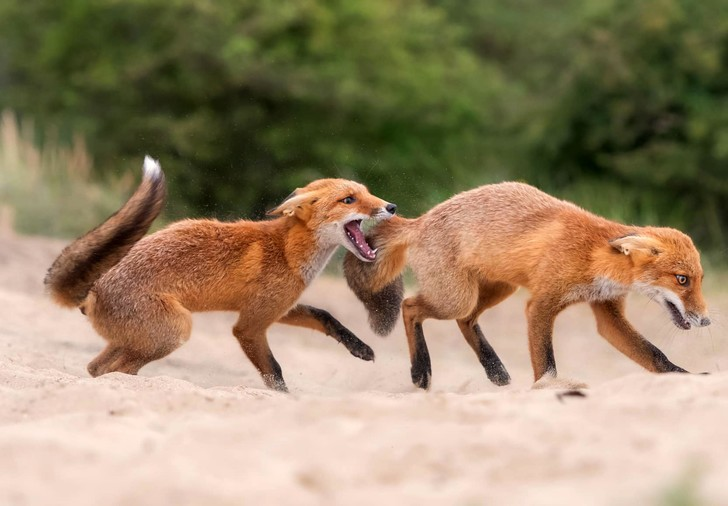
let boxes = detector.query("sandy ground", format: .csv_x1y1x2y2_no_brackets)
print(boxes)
1,232,728,505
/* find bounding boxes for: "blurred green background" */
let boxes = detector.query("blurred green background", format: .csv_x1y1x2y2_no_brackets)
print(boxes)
1,0,727,257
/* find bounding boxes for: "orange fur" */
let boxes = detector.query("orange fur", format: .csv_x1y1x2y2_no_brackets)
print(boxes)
345,182,711,389
45,157,396,391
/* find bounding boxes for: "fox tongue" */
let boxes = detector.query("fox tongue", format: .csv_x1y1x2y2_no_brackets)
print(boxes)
344,221,376,260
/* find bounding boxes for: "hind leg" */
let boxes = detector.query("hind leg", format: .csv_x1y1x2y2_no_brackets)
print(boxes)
87,345,125,377
456,281,517,386
402,293,479,390
402,295,434,390
88,345,164,376
403,274,480,390
87,294,192,377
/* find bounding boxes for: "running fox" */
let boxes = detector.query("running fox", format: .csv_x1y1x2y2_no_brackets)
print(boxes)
45,157,397,391
344,182,711,389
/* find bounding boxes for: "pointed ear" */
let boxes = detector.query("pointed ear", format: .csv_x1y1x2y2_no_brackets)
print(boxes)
609,235,662,256
267,190,317,218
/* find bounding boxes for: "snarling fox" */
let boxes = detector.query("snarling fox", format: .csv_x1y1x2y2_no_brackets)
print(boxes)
344,182,710,389
45,156,396,391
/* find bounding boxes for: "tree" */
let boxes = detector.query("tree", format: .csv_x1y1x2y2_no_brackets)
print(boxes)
0,0,507,218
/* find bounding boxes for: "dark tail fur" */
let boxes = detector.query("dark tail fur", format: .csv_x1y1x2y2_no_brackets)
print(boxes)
343,216,414,336
44,156,166,308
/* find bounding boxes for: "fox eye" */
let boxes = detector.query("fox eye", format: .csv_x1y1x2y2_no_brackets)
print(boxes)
675,275,689,286
340,196,356,204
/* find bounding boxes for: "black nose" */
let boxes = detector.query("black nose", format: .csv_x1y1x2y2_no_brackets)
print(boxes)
386,203,397,215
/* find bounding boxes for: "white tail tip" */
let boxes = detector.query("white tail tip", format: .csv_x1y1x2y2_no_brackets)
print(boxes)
143,155,162,179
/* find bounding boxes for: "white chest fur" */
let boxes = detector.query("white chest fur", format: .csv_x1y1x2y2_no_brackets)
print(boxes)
299,244,338,285
563,277,629,304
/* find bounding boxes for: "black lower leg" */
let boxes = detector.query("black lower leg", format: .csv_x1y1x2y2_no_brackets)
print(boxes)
651,347,687,373
262,352,288,392
543,345,557,377
411,323,432,390
305,306,374,361
473,324,510,386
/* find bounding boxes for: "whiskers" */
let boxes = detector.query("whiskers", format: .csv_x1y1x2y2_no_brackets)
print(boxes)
658,316,681,351
662,305,726,373
704,307,726,372
707,326,721,372
633,293,677,350
707,306,725,327
636,294,707,368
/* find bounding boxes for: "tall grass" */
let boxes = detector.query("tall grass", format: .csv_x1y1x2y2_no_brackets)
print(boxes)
656,465,706,506
0,110,134,238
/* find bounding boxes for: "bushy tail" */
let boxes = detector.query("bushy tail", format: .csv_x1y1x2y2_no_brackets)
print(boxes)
343,216,416,336
44,156,166,308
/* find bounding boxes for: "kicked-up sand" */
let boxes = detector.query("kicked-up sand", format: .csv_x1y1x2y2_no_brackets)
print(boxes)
1,233,728,505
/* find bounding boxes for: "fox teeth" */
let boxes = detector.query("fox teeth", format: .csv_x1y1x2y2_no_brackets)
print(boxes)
372,248,378,254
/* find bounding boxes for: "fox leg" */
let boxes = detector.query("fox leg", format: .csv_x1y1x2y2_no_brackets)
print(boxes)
88,346,154,376
402,295,435,390
233,317,287,392
526,296,566,382
590,298,687,373
87,294,192,377
456,282,517,386
277,304,375,361
88,345,126,376
402,273,481,390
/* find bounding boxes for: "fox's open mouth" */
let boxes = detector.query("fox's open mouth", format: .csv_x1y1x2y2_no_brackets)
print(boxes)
665,300,691,330
344,220,377,261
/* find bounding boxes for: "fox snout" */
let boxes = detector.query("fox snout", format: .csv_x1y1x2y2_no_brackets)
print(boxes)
663,297,711,330
688,311,711,328
370,200,397,221
684,290,711,329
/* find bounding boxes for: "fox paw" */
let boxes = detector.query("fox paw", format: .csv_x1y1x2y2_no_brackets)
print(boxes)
334,326,375,362
411,363,432,390
348,341,375,362
486,364,511,387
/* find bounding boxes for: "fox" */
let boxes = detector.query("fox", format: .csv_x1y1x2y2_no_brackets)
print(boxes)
45,156,397,391
343,181,711,389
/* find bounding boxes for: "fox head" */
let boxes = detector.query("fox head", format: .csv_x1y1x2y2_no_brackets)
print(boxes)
268,178,396,262
610,229,710,330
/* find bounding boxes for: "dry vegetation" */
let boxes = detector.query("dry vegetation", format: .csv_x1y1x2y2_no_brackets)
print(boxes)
0,109,134,238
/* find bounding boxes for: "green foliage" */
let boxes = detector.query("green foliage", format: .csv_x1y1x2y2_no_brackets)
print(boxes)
497,0,728,248
656,465,706,506
0,0,508,220
432,0,728,248
1,0,727,253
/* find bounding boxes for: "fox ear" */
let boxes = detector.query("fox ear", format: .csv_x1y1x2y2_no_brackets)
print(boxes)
609,235,662,256
267,190,317,219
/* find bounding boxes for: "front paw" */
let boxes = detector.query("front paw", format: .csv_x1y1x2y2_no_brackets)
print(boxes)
662,365,689,373
486,363,511,387
411,361,431,390
349,340,375,362
332,324,375,361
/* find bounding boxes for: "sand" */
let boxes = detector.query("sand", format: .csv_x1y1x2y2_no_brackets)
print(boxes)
1,232,728,505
